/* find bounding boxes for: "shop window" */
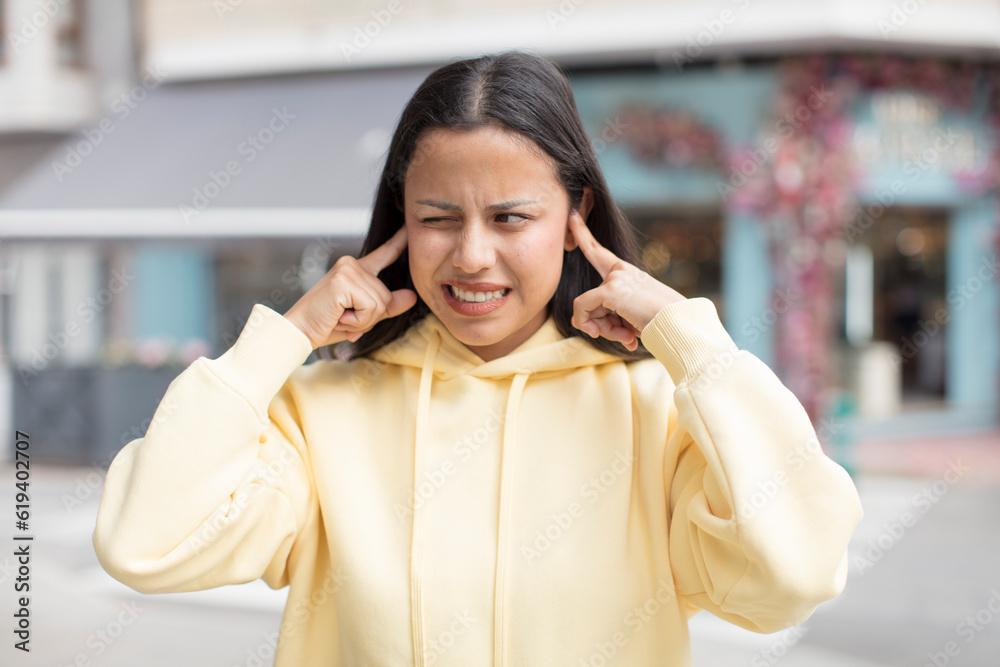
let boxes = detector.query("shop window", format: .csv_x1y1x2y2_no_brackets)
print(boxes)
837,206,948,408
626,207,724,318
214,238,330,353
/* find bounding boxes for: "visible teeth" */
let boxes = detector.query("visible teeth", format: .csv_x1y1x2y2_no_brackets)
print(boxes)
450,286,507,303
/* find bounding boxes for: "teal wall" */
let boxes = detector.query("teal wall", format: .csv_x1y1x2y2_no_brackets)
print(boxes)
724,212,773,362
948,199,999,411
571,66,779,206
134,244,214,345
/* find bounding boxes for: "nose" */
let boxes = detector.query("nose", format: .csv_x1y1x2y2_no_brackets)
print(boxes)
452,220,497,274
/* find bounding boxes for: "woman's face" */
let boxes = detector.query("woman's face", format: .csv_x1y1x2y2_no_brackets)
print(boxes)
402,125,591,362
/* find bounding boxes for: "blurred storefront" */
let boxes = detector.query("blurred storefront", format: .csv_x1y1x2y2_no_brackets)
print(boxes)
570,54,1000,439
0,63,433,463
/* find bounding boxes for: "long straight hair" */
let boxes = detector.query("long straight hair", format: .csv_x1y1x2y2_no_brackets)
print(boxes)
319,49,654,362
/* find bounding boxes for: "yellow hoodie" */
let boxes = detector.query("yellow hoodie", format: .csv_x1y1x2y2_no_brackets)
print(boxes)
93,297,863,666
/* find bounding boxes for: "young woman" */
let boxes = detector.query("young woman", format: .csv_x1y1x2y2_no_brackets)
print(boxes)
93,50,863,666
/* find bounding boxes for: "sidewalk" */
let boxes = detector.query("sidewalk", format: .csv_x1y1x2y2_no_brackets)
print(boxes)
851,427,1000,482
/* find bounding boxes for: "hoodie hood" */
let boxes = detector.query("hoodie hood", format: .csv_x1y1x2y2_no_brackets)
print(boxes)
369,312,622,666
370,311,623,379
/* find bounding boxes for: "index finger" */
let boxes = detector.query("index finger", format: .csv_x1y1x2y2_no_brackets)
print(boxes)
358,224,408,275
569,212,619,279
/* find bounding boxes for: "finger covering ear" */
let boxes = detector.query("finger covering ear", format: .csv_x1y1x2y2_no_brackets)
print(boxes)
565,223,579,252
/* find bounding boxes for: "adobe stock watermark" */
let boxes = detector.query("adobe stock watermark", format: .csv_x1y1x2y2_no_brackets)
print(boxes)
892,254,997,370
51,66,168,181
237,567,350,666
852,459,971,575
16,265,136,386
843,128,961,243
683,341,743,393
394,407,507,523
579,578,677,666
386,127,455,192
943,254,998,312
7,0,74,52
61,461,111,515
62,395,180,514
751,623,809,667
521,448,634,563
425,610,476,665
716,83,836,201
279,237,340,293
344,312,427,392
878,0,931,39
214,0,246,19
667,0,753,72
187,445,301,556
546,0,588,30
739,287,800,345
50,601,144,666
590,114,628,156
736,416,845,522
216,237,343,350
339,0,405,62
596,241,670,302
234,631,282,667
922,588,1000,667
0,556,18,586
59,461,111,514
179,107,296,223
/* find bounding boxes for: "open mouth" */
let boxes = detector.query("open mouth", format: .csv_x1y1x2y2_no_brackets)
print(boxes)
446,284,511,303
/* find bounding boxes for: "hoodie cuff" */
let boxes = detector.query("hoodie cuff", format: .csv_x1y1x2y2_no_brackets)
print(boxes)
203,303,315,421
639,297,740,386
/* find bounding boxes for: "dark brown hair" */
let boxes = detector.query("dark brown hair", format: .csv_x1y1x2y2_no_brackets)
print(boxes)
318,48,654,362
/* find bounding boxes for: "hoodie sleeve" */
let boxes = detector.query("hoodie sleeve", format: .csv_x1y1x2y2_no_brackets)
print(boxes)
92,303,318,594
638,297,863,633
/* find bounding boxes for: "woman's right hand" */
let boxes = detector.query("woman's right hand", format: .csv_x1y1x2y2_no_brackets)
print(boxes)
283,225,417,349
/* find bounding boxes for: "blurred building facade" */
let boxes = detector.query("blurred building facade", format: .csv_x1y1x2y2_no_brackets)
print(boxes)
1,0,998,463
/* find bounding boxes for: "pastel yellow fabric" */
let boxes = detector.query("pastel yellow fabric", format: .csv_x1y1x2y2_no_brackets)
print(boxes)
93,297,863,666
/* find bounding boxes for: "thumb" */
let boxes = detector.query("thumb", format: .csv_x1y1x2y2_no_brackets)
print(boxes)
385,289,418,318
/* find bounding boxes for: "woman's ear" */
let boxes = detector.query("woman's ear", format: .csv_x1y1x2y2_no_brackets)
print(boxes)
564,186,594,252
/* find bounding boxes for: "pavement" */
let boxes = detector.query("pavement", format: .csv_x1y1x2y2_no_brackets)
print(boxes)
0,428,998,667
851,427,1000,483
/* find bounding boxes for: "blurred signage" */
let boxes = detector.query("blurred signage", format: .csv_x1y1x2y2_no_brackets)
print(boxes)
851,91,986,173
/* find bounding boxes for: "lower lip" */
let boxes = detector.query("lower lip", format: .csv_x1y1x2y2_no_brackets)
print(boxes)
442,284,511,316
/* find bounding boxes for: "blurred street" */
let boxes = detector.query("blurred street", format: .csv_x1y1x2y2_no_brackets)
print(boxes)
0,430,998,667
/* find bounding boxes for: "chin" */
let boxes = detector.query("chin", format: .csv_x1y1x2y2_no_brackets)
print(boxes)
444,317,511,343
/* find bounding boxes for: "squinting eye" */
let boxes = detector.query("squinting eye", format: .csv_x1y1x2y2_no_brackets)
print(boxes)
496,213,529,223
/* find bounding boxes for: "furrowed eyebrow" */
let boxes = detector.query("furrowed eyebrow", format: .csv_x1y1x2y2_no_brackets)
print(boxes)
415,199,538,212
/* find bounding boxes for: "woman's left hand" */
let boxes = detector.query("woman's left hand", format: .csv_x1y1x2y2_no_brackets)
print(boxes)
569,211,687,351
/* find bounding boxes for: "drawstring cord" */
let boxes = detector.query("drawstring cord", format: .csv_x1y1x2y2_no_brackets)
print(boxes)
410,328,441,667
409,323,531,667
493,371,529,666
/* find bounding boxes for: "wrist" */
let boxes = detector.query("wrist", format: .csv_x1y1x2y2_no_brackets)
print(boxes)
636,295,688,332
282,309,317,350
